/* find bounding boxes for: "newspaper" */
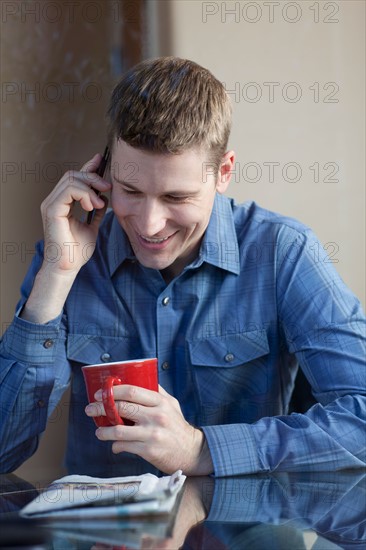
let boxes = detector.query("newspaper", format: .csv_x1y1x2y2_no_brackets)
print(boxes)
20,469,185,519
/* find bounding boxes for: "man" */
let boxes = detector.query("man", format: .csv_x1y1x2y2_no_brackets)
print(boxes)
0,57,365,476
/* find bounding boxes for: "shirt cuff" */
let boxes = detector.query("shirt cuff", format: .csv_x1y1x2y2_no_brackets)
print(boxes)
202,423,263,477
2,312,62,363
206,476,267,522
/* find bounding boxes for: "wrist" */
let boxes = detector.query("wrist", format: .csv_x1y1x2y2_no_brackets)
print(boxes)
38,256,81,279
20,263,78,324
185,427,214,476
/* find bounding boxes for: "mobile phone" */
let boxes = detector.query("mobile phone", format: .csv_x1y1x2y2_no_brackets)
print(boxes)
86,146,111,224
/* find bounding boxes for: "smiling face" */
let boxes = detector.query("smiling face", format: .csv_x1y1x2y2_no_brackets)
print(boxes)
110,140,233,281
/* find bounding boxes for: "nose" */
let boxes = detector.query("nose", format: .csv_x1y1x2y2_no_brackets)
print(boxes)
138,198,167,236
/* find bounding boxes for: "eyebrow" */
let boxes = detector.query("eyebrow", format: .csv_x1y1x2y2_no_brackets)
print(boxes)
112,177,201,196
112,174,139,187
112,178,139,189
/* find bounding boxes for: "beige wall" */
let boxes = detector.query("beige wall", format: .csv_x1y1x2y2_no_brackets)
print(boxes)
1,1,125,481
1,0,364,480
162,0,365,305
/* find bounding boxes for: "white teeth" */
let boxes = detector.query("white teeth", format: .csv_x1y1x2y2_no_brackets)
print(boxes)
140,235,170,244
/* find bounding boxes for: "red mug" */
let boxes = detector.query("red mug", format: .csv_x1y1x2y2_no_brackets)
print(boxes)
82,358,158,427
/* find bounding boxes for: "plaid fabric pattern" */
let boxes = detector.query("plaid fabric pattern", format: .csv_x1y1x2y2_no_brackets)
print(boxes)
1,195,365,475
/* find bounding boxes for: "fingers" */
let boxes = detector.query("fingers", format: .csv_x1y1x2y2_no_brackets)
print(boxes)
60,169,110,199
85,401,105,417
85,386,164,433
111,385,161,407
41,155,111,219
81,153,102,173
95,425,162,461
88,194,109,226
41,179,104,224
95,423,146,443
85,397,141,422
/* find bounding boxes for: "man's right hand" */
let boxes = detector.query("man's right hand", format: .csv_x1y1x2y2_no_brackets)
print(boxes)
20,153,111,324
40,153,111,274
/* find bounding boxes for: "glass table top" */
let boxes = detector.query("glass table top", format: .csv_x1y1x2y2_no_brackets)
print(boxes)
0,469,365,549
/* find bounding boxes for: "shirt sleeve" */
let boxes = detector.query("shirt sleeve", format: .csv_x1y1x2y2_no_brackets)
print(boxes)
0,241,71,473
205,472,365,550
203,227,366,476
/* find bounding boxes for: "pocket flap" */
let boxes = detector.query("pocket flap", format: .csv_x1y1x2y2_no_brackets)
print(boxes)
188,329,269,368
66,334,141,365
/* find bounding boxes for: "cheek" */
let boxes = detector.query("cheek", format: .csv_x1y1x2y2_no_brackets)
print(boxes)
171,209,199,230
111,191,130,217
110,189,118,210
176,212,207,240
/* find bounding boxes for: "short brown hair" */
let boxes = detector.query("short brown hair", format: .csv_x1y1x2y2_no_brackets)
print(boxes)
107,57,232,170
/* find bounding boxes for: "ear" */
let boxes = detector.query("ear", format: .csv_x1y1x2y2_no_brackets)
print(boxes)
216,150,235,194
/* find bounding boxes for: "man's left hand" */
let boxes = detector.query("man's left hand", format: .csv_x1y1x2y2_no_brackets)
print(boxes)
85,385,214,475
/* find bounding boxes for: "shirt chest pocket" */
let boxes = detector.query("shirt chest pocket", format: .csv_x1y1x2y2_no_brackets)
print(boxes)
66,334,143,366
66,334,145,408
187,330,270,406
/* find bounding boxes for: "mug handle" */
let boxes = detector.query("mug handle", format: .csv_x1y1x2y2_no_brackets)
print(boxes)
102,376,124,425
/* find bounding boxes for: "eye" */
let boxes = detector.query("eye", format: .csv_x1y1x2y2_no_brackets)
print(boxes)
121,188,141,196
165,195,189,203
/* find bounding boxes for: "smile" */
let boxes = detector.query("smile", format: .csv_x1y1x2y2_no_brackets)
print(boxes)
139,235,171,244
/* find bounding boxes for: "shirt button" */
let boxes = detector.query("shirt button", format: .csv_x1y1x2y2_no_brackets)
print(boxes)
224,353,235,363
43,339,54,349
37,399,45,408
162,297,170,306
100,352,111,362
161,361,170,370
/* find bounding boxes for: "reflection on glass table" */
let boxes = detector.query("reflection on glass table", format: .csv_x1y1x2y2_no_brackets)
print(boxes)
0,470,365,549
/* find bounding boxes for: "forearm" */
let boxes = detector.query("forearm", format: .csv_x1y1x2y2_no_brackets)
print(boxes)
20,264,78,324
0,357,52,472
0,314,70,472
202,394,366,476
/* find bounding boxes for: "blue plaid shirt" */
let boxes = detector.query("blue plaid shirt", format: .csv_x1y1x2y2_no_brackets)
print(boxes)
1,195,365,476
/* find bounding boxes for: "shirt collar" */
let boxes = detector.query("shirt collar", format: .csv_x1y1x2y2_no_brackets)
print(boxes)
106,193,240,277
106,215,135,276
197,193,240,275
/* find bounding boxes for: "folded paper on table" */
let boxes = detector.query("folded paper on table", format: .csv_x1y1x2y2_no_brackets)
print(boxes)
20,470,186,519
